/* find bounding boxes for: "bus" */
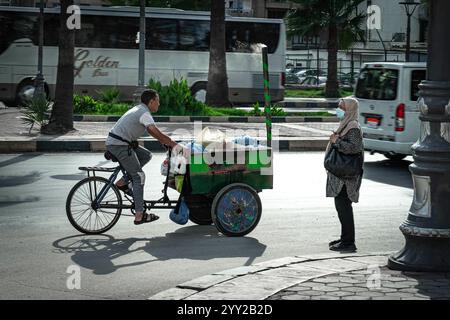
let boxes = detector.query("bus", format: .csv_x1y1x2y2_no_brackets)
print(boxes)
0,5,286,106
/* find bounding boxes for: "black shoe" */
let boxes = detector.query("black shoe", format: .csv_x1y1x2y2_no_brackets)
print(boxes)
328,239,341,247
329,242,357,252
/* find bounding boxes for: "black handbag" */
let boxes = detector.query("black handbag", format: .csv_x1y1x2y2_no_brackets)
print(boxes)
324,145,363,178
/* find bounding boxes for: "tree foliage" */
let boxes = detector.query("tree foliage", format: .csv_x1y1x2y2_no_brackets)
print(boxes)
287,0,366,97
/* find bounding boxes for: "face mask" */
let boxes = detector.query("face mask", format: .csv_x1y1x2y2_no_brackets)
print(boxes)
336,108,346,120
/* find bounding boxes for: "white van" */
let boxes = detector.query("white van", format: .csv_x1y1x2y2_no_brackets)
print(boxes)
354,62,427,160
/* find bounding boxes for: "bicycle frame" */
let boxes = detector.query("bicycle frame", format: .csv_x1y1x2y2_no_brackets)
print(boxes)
86,162,177,213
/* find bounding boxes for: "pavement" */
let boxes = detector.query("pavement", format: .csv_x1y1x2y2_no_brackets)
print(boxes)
148,252,450,300
0,106,339,153
4,99,449,301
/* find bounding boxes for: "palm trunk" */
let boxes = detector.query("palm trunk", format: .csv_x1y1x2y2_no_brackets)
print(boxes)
206,0,230,107
325,23,339,98
41,0,74,134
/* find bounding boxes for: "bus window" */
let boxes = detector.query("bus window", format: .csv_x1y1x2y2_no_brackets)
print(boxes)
0,12,38,47
226,22,280,53
410,70,426,101
75,15,139,49
44,13,59,47
179,19,210,51
148,18,178,50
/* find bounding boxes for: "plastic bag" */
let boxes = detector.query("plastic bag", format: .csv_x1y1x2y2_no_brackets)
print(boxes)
160,157,169,176
169,198,190,225
171,153,187,175
234,135,260,147
195,127,227,148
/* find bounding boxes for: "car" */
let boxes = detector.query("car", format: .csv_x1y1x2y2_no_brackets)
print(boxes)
355,62,427,160
338,72,359,86
300,76,327,88
286,66,306,75
286,72,301,84
296,69,327,82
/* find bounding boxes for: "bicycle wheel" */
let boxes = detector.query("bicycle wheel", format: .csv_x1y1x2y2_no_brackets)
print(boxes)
211,183,262,237
66,176,122,234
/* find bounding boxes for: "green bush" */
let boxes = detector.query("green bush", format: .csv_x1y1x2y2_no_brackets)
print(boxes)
73,94,98,114
95,102,129,115
250,102,287,117
96,87,121,104
20,95,52,133
148,78,208,116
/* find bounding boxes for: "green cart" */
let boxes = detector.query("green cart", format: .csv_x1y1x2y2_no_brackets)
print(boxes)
171,145,273,236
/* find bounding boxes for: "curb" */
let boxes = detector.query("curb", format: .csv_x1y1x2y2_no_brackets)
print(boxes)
148,252,392,300
71,115,339,123
0,137,329,153
279,101,339,109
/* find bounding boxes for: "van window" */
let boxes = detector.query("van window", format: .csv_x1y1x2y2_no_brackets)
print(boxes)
410,70,426,101
355,68,399,100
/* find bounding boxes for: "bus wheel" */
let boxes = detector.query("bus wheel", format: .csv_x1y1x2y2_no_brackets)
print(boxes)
15,80,36,107
384,154,406,161
190,82,207,103
15,80,49,107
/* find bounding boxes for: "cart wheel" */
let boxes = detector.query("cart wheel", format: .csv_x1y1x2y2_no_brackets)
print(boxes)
211,183,262,237
184,195,213,225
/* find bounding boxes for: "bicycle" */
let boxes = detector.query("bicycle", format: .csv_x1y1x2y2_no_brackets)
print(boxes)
66,148,177,235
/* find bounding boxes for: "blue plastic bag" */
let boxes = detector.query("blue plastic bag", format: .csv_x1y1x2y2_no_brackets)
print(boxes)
169,198,190,225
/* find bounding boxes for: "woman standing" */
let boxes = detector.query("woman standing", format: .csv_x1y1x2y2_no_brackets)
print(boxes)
326,97,364,252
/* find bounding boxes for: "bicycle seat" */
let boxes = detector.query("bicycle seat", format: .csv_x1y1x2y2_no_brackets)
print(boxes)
104,151,118,162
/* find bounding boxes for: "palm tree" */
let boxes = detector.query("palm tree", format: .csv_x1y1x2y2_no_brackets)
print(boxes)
206,0,230,107
41,0,74,134
287,0,366,98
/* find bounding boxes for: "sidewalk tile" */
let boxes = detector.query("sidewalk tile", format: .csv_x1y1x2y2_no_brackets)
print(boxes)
299,258,369,273
259,265,333,280
184,274,301,300
178,274,235,290
148,287,198,300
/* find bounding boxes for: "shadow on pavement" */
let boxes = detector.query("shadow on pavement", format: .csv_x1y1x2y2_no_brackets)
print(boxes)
0,171,42,187
0,195,41,208
143,225,267,266
0,154,42,169
52,234,156,275
401,271,450,300
52,229,267,275
50,173,88,181
363,159,413,189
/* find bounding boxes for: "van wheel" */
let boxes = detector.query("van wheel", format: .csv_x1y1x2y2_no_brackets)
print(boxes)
190,82,207,103
384,154,406,161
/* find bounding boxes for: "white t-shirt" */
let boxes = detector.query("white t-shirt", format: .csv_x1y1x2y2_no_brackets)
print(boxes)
105,103,155,146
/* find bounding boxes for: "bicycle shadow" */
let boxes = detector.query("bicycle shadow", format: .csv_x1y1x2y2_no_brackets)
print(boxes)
142,225,267,266
53,235,156,275
52,227,266,275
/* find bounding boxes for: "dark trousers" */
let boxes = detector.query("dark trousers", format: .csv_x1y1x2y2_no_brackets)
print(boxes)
334,185,355,244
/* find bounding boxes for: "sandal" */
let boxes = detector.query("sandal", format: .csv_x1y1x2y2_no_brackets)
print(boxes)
134,213,160,225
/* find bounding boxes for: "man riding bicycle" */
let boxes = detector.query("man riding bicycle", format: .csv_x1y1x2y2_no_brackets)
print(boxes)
105,89,185,225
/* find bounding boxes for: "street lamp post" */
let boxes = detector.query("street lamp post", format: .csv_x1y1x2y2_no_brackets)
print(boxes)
399,1,420,62
34,0,46,100
388,0,450,272
133,0,146,103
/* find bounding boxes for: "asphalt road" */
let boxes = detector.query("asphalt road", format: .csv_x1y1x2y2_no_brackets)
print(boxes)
0,152,414,299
